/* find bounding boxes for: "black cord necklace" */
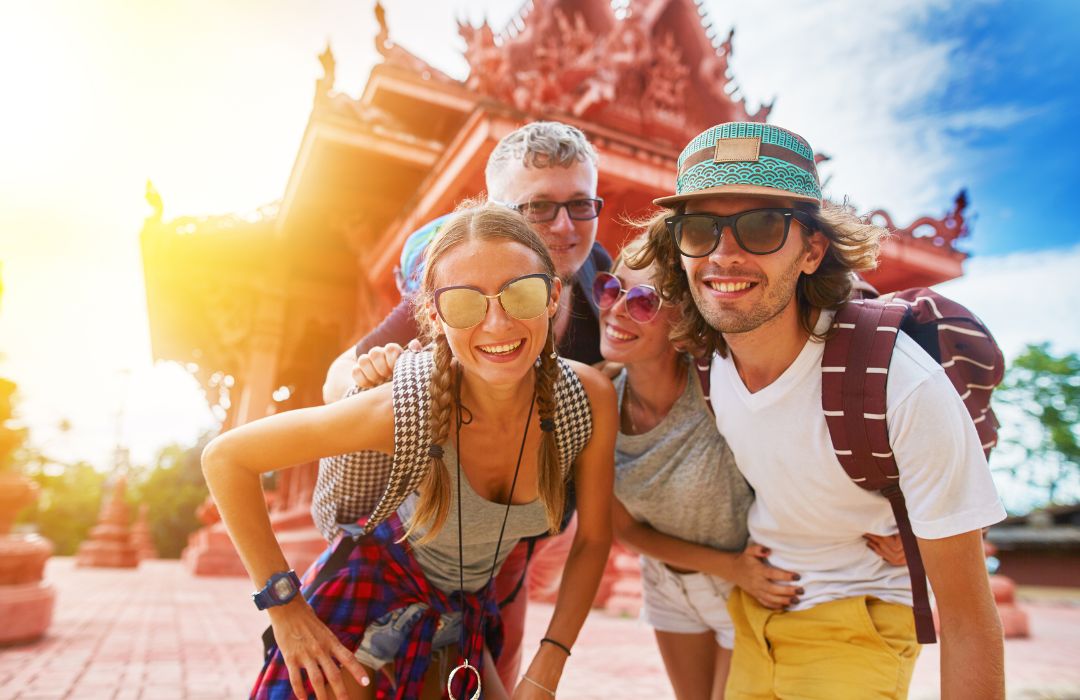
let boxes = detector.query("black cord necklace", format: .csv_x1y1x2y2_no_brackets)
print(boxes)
447,369,535,700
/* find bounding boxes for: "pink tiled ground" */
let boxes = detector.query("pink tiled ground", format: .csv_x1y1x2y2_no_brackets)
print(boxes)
1,558,1078,699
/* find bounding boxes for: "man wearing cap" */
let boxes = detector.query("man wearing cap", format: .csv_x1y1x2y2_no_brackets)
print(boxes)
635,122,1006,698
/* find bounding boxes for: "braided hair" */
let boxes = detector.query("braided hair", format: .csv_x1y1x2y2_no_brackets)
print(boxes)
404,201,566,541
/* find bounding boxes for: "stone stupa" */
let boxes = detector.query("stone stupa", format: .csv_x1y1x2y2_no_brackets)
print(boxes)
76,474,139,568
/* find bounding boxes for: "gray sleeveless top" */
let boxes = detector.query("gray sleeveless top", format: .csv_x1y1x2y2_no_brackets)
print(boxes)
397,440,550,592
613,363,752,552
311,351,593,543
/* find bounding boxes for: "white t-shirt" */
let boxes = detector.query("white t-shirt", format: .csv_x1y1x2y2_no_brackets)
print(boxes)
710,310,1006,610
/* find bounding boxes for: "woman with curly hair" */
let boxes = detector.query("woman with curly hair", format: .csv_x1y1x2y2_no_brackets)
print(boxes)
598,233,904,699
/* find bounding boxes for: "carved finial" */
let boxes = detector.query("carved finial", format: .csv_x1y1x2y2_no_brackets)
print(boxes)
316,41,336,99
375,1,390,57
145,180,163,221
948,188,970,242
954,188,969,214
719,27,735,56
375,0,387,32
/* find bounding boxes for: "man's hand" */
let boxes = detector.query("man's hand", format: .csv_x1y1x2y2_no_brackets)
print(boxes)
863,533,907,566
352,339,422,390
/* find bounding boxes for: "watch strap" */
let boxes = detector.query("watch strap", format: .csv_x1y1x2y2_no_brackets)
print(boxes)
252,570,301,610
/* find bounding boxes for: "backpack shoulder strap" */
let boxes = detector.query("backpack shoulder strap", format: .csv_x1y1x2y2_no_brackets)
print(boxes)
359,349,436,536
821,300,907,486
822,300,937,644
265,351,436,658
693,355,714,416
553,357,593,476
886,288,1005,458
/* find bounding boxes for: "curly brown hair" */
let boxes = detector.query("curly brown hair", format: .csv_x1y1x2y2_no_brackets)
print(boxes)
627,201,887,356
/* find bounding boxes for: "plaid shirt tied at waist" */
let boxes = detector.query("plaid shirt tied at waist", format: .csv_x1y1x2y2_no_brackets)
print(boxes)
251,514,503,700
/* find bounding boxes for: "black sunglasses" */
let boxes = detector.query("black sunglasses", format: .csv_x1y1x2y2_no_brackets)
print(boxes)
496,198,604,223
666,208,814,257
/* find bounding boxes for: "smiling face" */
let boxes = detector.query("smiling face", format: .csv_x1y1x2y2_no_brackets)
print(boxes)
679,195,827,339
490,159,599,280
429,238,561,387
598,261,678,367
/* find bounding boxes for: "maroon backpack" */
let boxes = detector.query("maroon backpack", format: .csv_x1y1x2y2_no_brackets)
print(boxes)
696,287,1004,644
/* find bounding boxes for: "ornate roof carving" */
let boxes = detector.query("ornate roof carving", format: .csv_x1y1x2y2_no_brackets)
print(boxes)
455,0,768,146
870,189,970,252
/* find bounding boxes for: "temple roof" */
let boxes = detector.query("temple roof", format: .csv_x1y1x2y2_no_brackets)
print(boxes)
140,0,973,409
452,0,767,146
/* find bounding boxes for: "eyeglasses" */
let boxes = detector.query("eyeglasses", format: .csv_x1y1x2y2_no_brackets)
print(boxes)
666,208,813,257
592,271,663,324
496,198,604,223
433,273,552,329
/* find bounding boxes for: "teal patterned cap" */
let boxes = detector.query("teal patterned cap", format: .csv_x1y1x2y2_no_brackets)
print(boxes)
654,122,822,207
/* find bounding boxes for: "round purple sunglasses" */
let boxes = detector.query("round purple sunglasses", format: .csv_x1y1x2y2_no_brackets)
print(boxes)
592,271,663,323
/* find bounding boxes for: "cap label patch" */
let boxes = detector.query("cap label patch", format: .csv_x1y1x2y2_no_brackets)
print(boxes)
713,137,761,163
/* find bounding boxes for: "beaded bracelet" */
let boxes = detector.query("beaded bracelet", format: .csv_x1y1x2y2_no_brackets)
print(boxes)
540,636,572,657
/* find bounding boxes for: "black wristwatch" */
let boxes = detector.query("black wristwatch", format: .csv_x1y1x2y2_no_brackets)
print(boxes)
252,570,302,610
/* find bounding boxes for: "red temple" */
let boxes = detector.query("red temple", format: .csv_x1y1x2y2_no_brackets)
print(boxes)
141,0,973,585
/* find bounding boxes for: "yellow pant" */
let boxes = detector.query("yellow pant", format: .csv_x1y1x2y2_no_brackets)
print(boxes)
725,588,921,699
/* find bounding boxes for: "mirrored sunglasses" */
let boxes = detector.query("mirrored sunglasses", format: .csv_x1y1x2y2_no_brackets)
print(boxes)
592,271,663,324
433,273,552,330
666,208,813,257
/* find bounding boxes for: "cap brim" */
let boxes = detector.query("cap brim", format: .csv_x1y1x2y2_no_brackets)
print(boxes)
653,184,820,208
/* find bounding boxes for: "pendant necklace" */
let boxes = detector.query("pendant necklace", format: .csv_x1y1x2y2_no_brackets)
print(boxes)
622,378,642,434
447,369,535,700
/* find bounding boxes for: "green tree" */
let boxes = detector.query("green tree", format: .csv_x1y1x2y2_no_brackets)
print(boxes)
126,437,211,558
995,343,1080,505
18,460,107,554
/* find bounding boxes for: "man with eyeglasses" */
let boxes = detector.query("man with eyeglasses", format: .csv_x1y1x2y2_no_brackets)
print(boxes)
637,122,1005,698
320,120,610,690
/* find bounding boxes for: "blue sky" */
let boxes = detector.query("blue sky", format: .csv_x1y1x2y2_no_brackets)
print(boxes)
911,0,1080,256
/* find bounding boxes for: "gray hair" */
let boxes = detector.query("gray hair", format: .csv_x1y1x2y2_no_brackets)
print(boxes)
485,121,598,197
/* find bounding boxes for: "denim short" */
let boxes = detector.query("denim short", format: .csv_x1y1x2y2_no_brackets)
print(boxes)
353,603,463,669
640,556,736,648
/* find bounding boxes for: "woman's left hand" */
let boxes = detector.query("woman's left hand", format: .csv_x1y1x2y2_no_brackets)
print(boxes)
864,533,907,566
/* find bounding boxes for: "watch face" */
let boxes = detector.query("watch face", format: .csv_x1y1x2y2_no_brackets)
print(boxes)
271,576,296,601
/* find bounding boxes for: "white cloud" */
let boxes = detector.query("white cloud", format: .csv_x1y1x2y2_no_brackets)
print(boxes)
701,0,1033,224
935,243,1080,360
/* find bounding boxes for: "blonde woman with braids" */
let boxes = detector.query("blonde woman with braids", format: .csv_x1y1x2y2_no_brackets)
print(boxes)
202,202,616,700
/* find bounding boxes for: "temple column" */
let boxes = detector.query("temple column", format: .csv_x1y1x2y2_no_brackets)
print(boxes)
184,291,288,576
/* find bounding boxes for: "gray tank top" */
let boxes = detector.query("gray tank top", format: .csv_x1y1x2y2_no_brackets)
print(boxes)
397,441,550,593
614,363,752,552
